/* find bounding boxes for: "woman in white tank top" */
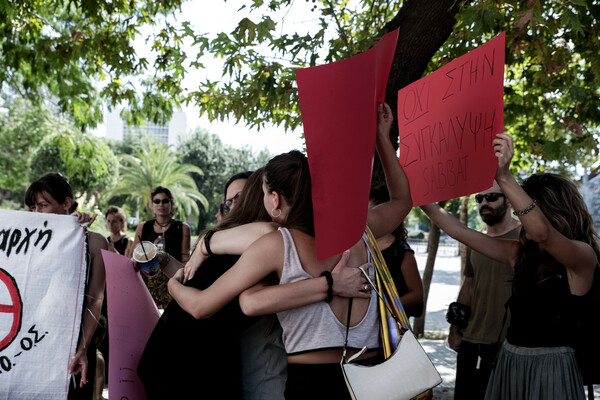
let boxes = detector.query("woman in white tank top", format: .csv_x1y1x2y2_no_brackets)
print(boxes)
168,103,413,399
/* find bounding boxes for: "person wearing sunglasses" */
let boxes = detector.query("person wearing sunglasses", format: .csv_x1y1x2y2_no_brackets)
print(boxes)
132,186,191,308
446,181,521,400
422,134,599,400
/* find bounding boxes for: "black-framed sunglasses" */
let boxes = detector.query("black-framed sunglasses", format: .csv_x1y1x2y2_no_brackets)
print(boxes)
153,198,171,205
475,192,505,204
223,192,241,212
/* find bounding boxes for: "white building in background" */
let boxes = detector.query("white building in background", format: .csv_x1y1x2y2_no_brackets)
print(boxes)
103,108,187,146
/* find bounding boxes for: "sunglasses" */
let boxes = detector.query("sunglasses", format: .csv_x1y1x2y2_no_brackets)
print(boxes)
152,198,171,205
223,192,241,213
475,193,505,204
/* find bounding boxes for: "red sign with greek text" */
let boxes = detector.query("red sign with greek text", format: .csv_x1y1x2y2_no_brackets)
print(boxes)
398,32,505,206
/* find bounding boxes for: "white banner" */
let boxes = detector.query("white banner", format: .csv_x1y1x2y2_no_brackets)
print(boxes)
0,209,86,400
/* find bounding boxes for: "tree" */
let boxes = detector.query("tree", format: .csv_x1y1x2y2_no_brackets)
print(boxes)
0,96,57,194
108,141,208,223
29,130,118,209
178,128,271,230
0,0,184,128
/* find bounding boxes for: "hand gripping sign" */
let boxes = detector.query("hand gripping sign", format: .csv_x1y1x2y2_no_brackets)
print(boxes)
0,209,86,400
296,28,399,260
398,32,506,206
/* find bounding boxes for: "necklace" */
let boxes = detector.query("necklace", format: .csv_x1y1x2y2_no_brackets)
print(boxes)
155,219,172,228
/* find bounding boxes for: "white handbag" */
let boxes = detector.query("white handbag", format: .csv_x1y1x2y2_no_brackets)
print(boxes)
341,328,441,400
340,229,441,400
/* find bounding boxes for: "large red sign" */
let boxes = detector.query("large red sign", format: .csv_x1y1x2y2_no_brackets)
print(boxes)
398,32,505,206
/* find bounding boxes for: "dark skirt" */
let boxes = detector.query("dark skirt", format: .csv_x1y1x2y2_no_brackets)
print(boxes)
485,341,585,400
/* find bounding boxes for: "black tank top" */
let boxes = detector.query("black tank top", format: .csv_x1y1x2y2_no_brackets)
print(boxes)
507,262,593,348
140,219,184,262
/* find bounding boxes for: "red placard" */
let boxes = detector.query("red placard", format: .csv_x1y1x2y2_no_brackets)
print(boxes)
296,28,399,260
398,32,505,206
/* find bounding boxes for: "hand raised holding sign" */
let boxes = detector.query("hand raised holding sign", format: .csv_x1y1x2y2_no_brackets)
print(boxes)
377,103,394,141
493,133,514,181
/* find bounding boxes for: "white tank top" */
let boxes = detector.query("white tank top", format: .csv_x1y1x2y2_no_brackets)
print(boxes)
276,227,380,355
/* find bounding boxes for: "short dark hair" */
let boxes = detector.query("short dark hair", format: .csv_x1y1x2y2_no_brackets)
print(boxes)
25,173,78,214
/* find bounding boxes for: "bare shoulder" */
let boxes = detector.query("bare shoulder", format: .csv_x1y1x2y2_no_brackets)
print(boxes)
87,231,108,252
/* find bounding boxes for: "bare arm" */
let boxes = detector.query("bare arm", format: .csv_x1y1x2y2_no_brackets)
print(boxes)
180,223,191,263
239,251,372,316
397,252,423,309
183,222,278,282
367,103,413,239
169,231,284,319
494,134,597,291
420,202,519,266
132,223,144,249
68,231,107,385
124,236,134,259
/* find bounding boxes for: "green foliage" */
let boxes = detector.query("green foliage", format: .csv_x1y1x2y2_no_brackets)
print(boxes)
2,0,598,174
433,0,600,174
29,130,119,207
178,127,272,229
0,0,184,128
107,141,208,222
0,96,56,192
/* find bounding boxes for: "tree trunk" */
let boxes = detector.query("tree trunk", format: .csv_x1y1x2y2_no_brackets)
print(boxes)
413,200,447,337
459,196,470,284
371,0,464,188
413,220,441,337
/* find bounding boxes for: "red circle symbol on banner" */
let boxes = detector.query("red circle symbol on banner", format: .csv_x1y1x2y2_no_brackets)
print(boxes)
0,268,23,351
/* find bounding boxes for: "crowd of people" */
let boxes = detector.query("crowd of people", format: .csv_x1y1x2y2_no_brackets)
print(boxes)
20,103,599,400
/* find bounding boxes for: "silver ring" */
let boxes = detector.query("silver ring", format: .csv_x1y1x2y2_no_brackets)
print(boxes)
363,284,369,291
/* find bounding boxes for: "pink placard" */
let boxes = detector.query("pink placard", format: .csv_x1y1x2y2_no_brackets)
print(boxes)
296,28,399,260
398,32,505,206
101,250,160,400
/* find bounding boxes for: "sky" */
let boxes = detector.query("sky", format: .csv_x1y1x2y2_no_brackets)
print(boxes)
173,1,319,154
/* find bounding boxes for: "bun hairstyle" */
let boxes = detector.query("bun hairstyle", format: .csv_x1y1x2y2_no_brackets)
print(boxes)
263,150,314,236
150,186,176,216
25,173,78,214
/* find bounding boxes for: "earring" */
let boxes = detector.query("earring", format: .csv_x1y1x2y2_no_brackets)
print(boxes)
270,208,282,218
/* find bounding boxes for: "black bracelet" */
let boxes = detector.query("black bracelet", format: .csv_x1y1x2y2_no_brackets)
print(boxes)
321,271,334,303
204,230,215,256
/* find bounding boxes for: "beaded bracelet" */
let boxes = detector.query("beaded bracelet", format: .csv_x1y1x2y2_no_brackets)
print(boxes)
320,271,334,303
513,199,537,216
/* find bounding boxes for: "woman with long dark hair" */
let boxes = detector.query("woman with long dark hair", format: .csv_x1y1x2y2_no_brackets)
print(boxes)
168,103,413,399
421,133,599,399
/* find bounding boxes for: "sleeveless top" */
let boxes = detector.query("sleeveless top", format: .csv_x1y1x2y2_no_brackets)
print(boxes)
140,219,184,307
107,234,130,255
276,227,379,355
507,261,594,348
141,219,184,262
380,238,423,317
